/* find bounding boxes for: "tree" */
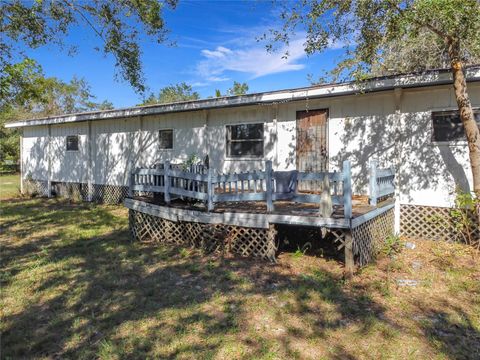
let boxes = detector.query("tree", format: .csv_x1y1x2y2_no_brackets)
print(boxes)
0,59,113,162
269,0,480,200
1,0,177,94
227,81,249,96
140,82,200,105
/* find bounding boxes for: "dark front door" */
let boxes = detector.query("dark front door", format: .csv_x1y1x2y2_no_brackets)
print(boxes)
296,109,328,191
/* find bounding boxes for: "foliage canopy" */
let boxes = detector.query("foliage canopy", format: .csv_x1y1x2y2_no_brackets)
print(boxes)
268,0,480,81
0,59,113,161
1,0,178,94
140,82,200,105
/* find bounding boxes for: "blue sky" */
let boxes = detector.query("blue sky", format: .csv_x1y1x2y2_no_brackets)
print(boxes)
26,1,343,108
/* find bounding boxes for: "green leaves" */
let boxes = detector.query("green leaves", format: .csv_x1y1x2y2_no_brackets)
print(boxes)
140,82,200,105
227,82,249,96
0,58,113,161
268,0,480,80
1,0,178,94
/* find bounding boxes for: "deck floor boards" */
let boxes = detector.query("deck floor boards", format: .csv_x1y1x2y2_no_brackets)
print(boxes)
131,195,381,219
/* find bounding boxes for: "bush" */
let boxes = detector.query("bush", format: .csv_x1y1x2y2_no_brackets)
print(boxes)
450,189,480,251
381,234,404,258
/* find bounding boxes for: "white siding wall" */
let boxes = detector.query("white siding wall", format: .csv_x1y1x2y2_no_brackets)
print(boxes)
140,111,206,167
324,83,480,207
50,122,88,183
20,81,480,208
396,85,479,207
207,105,276,173
22,126,49,181
92,117,141,186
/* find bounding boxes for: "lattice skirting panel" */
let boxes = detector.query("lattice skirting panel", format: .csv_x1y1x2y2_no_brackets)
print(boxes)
91,184,129,204
23,179,49,197
401,204,480,242
51,181,88,201
129,209,277,261
23,179,128,204
352,208,395,266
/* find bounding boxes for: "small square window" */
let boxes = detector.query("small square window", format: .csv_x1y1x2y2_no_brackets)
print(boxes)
226,123,264,157
432,110,480,142
159,129,173,149
66,135,79,151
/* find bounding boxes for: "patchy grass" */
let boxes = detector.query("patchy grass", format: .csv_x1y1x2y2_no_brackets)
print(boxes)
0,173,20,199
1,197,479,359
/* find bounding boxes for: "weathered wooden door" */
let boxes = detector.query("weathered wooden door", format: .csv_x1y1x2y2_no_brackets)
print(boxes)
296,109,328,191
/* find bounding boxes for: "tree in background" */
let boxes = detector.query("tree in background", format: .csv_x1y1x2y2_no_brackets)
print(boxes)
0,59,113,162
214,82,250,97
1,0,177,94
227,81,249,96
269,0,480,200
140,82,200,105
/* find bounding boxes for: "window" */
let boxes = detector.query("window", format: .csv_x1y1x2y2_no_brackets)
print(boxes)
66,135,79,151
159,129,173,149
226,123,264,158
432,110,480,142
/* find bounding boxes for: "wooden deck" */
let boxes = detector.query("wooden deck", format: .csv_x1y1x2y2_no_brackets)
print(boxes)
125,196,395,229
125,161,396,275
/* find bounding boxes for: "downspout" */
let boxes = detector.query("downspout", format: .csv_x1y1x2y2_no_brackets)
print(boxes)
393,87,403,234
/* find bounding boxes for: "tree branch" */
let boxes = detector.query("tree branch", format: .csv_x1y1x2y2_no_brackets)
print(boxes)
386,0,451,42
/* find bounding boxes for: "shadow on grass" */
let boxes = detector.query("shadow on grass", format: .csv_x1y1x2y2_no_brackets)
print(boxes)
1,199,479,358
417,304,480,359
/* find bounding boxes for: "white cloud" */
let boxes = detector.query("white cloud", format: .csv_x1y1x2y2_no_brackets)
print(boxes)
201,46,233,59
206,76,230,82
195,37,308,81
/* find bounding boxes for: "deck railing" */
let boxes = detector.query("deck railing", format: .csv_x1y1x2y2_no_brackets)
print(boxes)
369,160,395,206
129,160,353,219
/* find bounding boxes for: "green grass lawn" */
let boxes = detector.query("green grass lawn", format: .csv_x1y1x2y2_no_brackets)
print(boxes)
0,173,20,200
1,196,479,359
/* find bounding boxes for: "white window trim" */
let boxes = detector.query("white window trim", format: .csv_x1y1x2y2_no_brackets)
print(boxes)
224,122,266,160
159,128,174,151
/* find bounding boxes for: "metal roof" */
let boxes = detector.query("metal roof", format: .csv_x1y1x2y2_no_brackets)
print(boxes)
6,66,480,128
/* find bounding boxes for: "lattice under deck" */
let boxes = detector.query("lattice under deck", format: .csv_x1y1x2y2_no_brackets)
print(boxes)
352,208,395,266
129,209,277,261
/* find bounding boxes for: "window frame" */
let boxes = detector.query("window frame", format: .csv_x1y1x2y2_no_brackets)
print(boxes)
225,123,265,159
66,135,79,152
431,108,480,145
158,129,174,150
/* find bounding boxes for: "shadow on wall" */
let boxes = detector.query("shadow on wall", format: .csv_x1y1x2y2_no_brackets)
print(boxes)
330,112,470,201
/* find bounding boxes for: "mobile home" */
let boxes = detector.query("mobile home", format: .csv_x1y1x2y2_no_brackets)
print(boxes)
6,67,480,241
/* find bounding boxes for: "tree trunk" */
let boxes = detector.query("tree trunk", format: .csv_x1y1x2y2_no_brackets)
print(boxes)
448,42,480,199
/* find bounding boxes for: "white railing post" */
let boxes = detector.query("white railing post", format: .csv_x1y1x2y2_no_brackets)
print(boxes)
343,160,352,220
207,167,214,211
164,161,171,204
369,160,378,206
265,160,273,212
128,169,136,198
319,174,333,217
